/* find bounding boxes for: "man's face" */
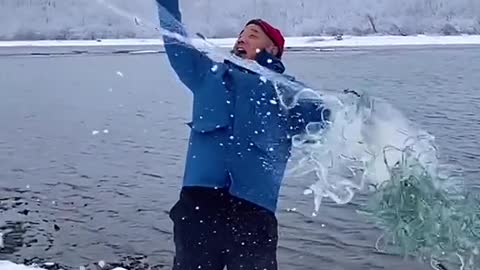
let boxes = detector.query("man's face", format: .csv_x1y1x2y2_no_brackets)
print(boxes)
233,24,278,60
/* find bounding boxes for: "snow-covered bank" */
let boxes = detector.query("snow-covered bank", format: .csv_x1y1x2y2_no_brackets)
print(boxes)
0,261,45,270
1,0,480,39
0,261,129,270
1,35,480,50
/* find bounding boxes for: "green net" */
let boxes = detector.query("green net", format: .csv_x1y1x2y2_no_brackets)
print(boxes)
359,147,480,270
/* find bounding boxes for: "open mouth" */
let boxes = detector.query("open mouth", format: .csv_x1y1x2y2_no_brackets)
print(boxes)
235,47,247,57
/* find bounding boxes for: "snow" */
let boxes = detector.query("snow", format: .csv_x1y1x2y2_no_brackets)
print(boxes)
0,261,128,270
0,0,479,39
284,35,480,48
98,260,106,268
1,35,480,50
0,261,46,270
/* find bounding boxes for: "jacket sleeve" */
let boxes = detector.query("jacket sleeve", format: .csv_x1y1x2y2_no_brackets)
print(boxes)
156,0,215,92
288,99,331,134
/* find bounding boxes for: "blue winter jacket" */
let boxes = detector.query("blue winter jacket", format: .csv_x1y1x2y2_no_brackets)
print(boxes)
157,0,330,212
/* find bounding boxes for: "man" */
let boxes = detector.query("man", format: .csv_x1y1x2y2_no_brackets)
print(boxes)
156,1,330,269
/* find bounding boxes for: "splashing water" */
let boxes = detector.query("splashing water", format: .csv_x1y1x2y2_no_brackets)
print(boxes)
95,1,479,269
289,92,445,210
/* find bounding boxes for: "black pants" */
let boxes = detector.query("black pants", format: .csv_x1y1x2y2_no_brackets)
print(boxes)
169,187,278,270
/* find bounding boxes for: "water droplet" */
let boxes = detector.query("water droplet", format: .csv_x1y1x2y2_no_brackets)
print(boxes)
226,100,231,104
116,71,124,77
26,185,30,189
230,114,234,118
229,136,235,140
92,130,99,135
103,129,109,134
267,58,273,64
211,64,218,72
266,112,271,116
269,99,278,105
268,147,274,152
199,115,203,119
216,125,221,128
254,131,259,134
255,48,261,53
256,101,261,105
195,206,200,210
200,220,204,223
219,143,224,146
304,189,313,195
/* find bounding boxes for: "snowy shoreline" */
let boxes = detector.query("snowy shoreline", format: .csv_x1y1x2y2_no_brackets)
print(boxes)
0,261,46,270
1,35,480,50
0,260,129,270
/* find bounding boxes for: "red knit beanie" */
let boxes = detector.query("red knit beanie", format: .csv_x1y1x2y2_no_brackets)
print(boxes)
246,19,285,58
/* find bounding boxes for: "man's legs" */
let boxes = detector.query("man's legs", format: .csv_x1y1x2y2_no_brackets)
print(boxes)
170,187,228,270
225,197,278,270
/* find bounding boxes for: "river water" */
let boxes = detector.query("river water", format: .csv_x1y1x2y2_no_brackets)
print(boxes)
0,46,479,270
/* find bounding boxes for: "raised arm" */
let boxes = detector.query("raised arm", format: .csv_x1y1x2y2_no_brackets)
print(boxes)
156,0,215,92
